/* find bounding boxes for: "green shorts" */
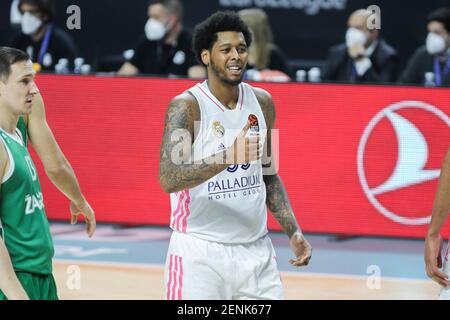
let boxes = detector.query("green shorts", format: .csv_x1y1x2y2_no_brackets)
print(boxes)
0,272,58,300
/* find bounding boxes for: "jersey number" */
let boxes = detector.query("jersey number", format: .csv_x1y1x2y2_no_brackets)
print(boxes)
24,156,37,181
227,163,251,173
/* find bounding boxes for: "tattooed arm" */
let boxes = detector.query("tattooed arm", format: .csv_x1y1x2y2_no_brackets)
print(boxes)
254,87,312,267
159,92,259,193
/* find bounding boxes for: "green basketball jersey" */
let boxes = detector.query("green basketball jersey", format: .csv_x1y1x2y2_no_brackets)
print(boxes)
0,126,54,275
16,117,28,148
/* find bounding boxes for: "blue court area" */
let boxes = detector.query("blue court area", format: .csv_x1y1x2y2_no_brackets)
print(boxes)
50,222,434,281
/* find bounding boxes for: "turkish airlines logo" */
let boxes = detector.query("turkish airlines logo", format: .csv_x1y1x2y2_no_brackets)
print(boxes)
358,101,450,225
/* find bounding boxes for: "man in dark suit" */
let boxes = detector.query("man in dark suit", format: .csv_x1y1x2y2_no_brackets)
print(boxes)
322,9,399,84
399,7,450,87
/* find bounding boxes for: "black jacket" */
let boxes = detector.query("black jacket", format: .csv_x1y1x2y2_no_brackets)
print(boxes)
398,45,450,87
128,28,197,77
322,38,399,84
9,26,78,71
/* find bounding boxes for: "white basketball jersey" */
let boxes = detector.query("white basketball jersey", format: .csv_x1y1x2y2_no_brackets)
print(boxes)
169,80,268,243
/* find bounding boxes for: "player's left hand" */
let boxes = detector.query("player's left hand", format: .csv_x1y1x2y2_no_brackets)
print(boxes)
70,199,96,238
289,231,312,267
424,233,450,287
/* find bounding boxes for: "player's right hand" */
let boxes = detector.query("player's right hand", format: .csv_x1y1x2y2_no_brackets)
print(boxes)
227,121,261,164
70,199,96,238
424,233,450,287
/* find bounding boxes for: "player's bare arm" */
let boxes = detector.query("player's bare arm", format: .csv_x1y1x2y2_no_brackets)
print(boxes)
0,143,29,300
255,87,312,267
159,92,260,193
425,147,450,287
25,93,96,237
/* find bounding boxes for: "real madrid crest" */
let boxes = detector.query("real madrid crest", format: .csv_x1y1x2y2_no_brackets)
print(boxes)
212,120,225,138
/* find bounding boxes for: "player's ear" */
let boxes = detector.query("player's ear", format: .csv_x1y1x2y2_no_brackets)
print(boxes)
201,49,210,67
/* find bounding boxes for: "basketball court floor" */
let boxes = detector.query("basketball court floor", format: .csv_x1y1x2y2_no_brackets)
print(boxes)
50,222,441,300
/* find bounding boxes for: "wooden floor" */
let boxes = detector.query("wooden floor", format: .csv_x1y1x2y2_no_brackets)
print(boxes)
53,261,440,300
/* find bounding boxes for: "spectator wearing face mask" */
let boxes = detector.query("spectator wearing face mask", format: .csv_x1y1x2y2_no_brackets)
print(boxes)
322,9,399,84
399,8,450,87
8,0,79,72
9,0,22,31
118,0,203,78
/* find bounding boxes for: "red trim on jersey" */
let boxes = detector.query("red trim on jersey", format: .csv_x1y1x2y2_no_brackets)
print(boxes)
240,84,245,110
171,191,185,231
166,255,183,300
181,190,191,233
177,256,184,299
197,85,225,112
166,254,174,299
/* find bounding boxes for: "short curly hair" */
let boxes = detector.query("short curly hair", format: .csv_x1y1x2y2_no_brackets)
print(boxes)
192,11,252,66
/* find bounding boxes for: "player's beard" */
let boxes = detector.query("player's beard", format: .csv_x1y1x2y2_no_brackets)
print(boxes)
210,59,244,86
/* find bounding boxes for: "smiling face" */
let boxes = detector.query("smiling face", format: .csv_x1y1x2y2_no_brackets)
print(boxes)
0,59,39,116
202,31,248,86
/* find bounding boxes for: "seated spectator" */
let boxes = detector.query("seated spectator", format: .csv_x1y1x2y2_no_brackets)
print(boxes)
118,0,203,78
322,9,399,84
8,0,79,72
10,0,22,32
399,7,450,87
238,8,292,82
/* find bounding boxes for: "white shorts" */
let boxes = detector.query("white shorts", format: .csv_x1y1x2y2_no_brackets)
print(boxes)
440,241,450,300
164,231,284,300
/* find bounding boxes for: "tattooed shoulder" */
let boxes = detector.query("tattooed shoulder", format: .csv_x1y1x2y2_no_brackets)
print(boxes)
164,91,200,134
252,87,275,129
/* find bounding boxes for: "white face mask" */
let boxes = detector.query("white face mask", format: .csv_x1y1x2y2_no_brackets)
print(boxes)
345,27,367,48
145,18,167,41
10,0,22,26
21,12,42,35
426,32,447,55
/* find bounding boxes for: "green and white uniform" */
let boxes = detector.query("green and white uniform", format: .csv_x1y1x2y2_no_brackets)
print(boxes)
0,117,57,300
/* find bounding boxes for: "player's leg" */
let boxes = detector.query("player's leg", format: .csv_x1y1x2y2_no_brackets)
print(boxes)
164,231,232,300
233,236,284,300
14,272,58,300
39,273,58,300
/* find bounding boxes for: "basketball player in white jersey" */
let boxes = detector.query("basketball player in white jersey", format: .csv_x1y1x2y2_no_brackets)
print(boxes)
425,147,450,299
159,11,312,300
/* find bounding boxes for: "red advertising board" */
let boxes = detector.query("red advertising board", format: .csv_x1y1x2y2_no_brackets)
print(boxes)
34,75,450,238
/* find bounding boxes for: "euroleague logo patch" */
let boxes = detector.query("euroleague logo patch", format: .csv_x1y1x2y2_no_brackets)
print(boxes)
226,114,259,173
248,114,260,133
357,101,450,225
